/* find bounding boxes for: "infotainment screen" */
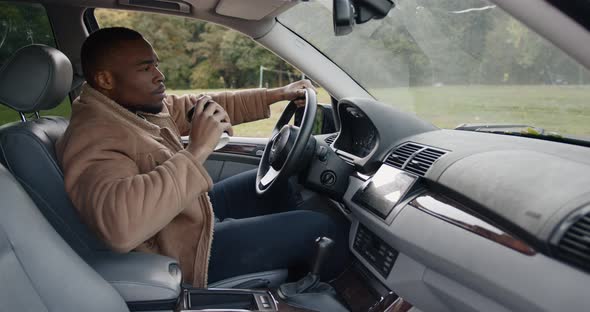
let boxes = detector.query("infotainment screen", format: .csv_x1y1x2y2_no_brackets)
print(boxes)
353,165,417,218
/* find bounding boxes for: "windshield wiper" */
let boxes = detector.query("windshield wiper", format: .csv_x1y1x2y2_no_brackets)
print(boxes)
455,123,590,147
455,123,555,136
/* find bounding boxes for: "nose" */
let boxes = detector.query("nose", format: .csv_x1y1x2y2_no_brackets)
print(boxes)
154,67,165,83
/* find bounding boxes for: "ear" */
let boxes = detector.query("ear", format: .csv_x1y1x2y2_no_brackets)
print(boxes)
95,70,115,90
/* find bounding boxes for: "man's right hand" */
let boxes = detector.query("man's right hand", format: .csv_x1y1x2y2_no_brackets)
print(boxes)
186,95,233,163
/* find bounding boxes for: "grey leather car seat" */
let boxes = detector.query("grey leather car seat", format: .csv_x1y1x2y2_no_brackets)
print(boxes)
0,163,129,312
0,44,107,256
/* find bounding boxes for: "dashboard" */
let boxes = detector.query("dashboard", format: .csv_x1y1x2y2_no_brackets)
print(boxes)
333,103,378,158
321,97,590,312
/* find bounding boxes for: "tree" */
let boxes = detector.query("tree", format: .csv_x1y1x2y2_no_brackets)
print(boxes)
0,3,55,67
95,9,299,90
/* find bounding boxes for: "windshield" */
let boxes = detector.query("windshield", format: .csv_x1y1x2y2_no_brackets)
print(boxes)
279,0,590,138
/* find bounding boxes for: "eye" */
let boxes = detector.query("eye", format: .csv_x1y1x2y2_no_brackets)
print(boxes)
143,65,150,71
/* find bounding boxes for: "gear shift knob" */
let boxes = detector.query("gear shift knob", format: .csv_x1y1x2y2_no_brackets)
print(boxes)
278,236,338,300
312,237,334,276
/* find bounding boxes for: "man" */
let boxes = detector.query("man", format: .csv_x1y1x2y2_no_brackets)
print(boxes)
56,27,345,287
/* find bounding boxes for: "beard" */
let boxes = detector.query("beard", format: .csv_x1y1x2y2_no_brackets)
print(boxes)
136,101,164,114
140,104,164,115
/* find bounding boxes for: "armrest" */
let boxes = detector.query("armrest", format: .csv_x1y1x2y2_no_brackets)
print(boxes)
89,252,182,302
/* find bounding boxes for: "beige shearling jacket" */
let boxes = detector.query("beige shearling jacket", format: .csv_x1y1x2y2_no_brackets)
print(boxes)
56,83,271,286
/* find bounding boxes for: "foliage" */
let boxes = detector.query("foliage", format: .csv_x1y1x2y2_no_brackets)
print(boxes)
280,0,590,87
95,9,300,90
1,2,589,137
0,3,55,67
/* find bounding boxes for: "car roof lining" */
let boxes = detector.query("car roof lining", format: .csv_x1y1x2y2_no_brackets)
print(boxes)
35,0,298,38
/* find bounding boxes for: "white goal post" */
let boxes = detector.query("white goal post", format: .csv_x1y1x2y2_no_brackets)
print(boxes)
259,65,305,88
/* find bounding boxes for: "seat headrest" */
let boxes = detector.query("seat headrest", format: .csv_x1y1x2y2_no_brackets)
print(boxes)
0,44,73,113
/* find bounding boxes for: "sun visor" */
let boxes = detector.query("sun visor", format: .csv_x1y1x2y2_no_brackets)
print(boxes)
215,0,292,20
119,0,191,13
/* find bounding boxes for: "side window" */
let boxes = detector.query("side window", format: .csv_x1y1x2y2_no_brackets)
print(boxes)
0,2,71,125
94,9,329,137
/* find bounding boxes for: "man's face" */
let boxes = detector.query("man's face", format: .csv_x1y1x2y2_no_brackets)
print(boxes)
107,39,166,114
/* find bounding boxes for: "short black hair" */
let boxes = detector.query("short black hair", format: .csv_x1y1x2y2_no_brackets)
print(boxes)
80,27,144,86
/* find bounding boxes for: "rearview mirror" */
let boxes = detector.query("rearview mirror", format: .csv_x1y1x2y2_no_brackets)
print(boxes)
333,0,395,36
333,0,355,36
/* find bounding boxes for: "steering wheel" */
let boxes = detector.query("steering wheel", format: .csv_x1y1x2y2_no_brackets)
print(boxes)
256,88,317,195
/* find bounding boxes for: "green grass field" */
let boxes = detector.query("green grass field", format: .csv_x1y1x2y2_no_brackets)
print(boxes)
371,85,590,137
4,85,588,138
0,98,72,125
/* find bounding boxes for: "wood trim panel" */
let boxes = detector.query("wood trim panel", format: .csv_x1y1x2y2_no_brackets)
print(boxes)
369,293,412,312
368,293,411,312
216,143,264,157
409,194,536,256
389,298,413,312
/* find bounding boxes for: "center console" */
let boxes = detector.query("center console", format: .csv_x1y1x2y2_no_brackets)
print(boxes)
347,164,412,282
180,288,278,311
90,251,279,311
352,165,418,220
89,251,182,306
353,224,398,278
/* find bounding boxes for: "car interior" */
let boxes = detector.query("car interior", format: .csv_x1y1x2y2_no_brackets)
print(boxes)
1,0,590,311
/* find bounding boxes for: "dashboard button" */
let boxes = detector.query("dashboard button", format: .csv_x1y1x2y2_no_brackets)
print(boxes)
320,171,336,186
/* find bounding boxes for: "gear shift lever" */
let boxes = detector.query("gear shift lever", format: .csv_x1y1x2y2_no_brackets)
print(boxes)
277,237,347,311
278,237,337,298
312,237,334,276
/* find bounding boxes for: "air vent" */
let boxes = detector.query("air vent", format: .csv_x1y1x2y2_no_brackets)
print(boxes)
385,143,422,168
325,134,338,145
556,214,590,271
405,148,446,176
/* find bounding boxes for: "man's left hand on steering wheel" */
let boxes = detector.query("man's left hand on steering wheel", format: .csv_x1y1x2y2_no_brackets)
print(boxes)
268,80,317,108
283,80,317,104
256,87,318,195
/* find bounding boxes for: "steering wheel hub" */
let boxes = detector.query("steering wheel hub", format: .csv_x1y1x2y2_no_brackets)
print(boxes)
269,125,298,169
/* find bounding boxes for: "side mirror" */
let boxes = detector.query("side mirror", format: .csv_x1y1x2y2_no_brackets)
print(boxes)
294,103,337,135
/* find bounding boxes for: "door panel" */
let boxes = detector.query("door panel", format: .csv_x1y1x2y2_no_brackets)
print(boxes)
201,137,268,183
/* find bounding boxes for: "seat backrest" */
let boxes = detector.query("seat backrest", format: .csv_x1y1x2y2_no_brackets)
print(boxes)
0,44,107,255
0,163,129,312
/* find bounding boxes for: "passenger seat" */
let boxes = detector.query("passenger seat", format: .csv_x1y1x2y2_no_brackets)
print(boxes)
0,163,129,311
0,44,107,257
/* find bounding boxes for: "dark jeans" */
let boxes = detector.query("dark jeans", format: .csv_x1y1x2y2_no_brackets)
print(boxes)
207,169,348,284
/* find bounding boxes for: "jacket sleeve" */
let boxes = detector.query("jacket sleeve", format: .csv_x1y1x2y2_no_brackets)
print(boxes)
166,89,271,136
61,124,212,252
